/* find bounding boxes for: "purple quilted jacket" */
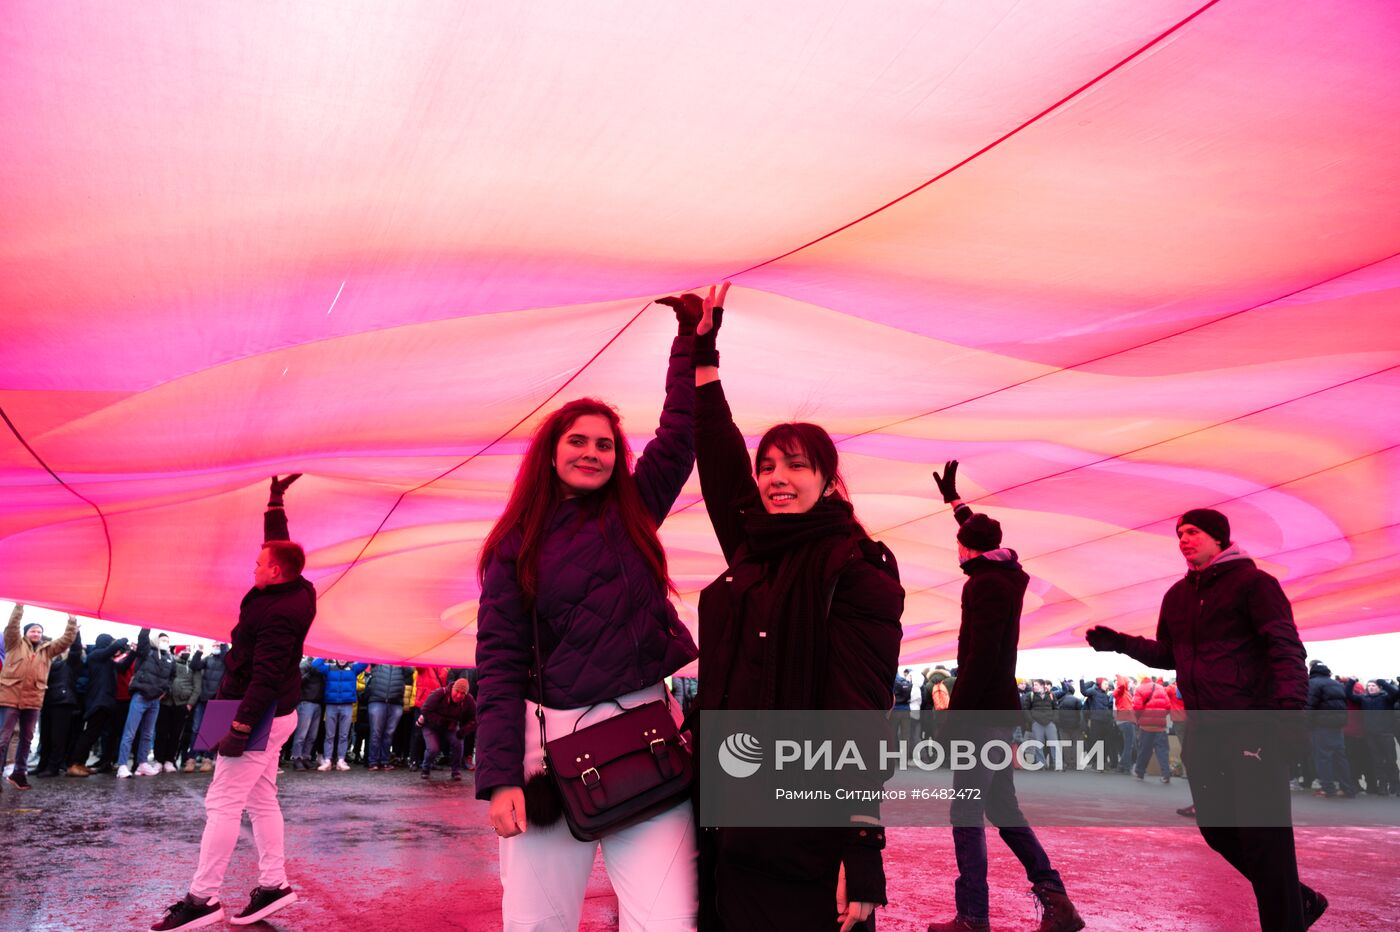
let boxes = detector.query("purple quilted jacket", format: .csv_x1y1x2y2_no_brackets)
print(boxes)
474,335,698,798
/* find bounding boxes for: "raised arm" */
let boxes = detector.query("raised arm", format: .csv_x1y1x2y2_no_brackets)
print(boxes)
264,474,302,543
4,603,22,653
630,299,698,526
690,285,762,563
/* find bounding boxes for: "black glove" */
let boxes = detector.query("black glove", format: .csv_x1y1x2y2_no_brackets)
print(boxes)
268,473,302,507
841,826,887,905
1085,626,1126,653
932,461,961,504
655,293,703,336
215,729,250,758
694,305,724,368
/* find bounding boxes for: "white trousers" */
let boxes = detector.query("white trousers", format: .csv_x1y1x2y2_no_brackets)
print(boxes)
190,711,299,899
499,682,697,931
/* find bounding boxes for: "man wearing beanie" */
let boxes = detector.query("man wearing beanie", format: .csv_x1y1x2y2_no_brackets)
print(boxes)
925,462,1084,932
1,604,79,790
149,475,316,931
1086,508,1323,930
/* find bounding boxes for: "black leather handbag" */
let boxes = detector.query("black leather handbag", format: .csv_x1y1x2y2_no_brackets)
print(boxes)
531,610,693,842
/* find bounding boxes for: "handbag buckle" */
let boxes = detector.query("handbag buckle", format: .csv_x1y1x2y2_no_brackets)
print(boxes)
581,767,600,788
649,738,667,756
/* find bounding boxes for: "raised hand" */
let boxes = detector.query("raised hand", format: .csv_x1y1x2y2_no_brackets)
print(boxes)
268,474,302,507
695,281,730,367
655,293,703,336
932,461,961,504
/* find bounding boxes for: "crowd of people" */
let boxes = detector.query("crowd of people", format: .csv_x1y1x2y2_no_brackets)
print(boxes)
0,611,480,787
891,666,1400,797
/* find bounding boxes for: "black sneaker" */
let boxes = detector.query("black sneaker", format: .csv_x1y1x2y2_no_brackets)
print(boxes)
1302,886,1328,928
421,769,431,780
150,895,224,930
7,771,31,790
450,772,462,782
230,885,297,925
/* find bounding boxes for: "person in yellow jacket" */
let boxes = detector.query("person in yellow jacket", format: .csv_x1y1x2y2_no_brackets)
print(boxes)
1,604,78,790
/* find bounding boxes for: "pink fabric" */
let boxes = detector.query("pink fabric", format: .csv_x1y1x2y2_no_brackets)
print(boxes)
190,712,300,899
2,1,1398,666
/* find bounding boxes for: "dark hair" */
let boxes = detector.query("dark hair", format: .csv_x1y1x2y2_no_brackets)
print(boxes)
478,398,670,600
263,540,306,578
754,422,850,503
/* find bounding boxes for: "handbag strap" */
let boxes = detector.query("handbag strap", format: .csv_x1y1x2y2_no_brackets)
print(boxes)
530,606,551,757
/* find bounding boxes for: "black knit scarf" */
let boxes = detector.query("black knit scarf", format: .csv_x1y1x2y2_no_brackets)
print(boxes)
738,498,861,709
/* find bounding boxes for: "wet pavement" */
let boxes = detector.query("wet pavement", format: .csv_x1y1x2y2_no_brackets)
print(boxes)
2,765,1397,930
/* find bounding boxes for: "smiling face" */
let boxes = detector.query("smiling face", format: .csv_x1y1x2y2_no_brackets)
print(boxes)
554,413,617,497
1177,522,1223,570
25,626,42,645
756,439,830,514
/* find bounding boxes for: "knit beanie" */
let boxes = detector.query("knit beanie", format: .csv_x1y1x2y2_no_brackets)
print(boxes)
1178,508,1230,548
957,512,1003,552
22,622,43,638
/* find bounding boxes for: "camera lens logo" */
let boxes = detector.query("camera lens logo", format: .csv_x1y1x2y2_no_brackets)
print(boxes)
718,733,763,779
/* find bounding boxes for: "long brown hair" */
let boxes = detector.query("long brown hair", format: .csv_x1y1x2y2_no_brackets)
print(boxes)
477,398,670,599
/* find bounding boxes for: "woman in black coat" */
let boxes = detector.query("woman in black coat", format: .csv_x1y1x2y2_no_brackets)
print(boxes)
693,284,904,931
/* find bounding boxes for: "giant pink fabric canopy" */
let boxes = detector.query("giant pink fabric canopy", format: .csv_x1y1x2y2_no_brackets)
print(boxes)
3,1,1398,666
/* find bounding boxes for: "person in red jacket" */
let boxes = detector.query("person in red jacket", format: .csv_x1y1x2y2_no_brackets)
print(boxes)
1130,677,1172,783
1112,674,1137,774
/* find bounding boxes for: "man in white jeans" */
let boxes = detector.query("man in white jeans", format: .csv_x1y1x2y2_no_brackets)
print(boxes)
150,475,316,931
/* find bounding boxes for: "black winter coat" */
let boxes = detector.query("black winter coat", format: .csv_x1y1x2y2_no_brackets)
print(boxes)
44,636,84,708
128,628,176,701
420,687,477,734
216,507,317,726
1057,692,1084,730
1305,671,1350,729
1118,550,1307,711
192,647,228,702
364,665,408,705
1080,681,1115,722
949,552,1029,714
475,336,697,800
82,633,132,715
299,660,325,704
694,379,904,909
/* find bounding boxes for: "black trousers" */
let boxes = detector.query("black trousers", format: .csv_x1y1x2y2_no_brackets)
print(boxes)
37,705,79,771
709,828,874,932
71,706,112,765
99,699,130,767
154,704,189,764
1185,722,1315,931
1087,719,1117,769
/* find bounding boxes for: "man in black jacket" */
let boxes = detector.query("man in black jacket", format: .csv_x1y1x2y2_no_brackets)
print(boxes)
67,632,132,776
1087,508,1325,930
927,463,1084,932
151,475,316,932
1304,661,1355,798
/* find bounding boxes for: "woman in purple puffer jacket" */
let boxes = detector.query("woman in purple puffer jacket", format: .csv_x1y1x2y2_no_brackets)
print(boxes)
475,296,702,931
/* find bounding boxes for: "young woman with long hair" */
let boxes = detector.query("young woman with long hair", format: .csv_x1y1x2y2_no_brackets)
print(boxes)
693,284,904,931
475,298,704,931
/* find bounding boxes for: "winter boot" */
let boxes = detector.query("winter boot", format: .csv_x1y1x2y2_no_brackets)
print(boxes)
1031,882,1085,932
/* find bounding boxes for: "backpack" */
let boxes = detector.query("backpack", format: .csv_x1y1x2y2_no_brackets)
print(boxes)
931,680,951,711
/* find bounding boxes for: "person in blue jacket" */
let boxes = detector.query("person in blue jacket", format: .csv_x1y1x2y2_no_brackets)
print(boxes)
475,296,699,931
311,658,366,771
